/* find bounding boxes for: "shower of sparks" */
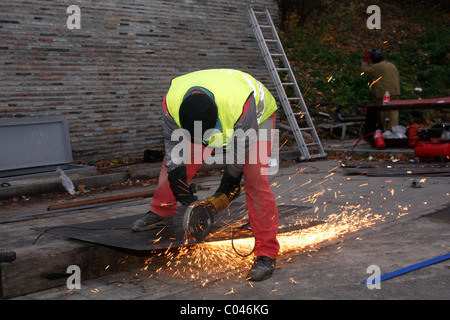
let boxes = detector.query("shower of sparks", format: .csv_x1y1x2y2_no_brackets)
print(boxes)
277,204,383,255
142,237,256,286
139,202,389,286
133,164,420,287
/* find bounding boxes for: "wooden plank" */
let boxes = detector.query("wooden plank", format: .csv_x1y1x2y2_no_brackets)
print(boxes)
47,190,156,211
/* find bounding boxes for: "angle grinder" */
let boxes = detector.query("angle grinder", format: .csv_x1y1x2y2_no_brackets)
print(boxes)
183,186,242,240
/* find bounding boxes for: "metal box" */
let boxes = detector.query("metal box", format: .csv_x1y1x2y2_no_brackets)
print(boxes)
0,116,74,177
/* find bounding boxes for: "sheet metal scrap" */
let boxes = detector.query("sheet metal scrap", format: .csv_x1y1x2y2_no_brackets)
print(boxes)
32,203,317,251
341,161,450,176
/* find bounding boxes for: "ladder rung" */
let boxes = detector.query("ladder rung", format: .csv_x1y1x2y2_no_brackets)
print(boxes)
248,6,326,161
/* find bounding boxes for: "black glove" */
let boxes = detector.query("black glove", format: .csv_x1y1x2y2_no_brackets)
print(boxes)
214,169,243,201
167,166,198,206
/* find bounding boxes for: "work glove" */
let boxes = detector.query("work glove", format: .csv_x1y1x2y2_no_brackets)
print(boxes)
214,169,243,202
364,50,372,64
168,166,198,206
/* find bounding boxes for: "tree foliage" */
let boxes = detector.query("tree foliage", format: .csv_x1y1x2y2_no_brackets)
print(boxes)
277,0,449,120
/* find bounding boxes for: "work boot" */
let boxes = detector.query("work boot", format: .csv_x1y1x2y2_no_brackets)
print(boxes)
247,256,276,281
131,211,173,232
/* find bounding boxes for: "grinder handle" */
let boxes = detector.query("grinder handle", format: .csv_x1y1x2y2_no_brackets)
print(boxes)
206,193,230,215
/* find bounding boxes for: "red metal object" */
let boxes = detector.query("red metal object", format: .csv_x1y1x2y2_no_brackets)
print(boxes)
414,142,450,160
374,130,386,150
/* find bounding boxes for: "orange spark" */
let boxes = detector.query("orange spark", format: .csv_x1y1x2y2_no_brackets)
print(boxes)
369,76,382,87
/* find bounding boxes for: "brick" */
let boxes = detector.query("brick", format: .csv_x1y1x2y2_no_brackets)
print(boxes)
0,0,278,162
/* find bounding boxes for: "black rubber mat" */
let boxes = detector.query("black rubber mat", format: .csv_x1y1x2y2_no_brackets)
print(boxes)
33,203,320,251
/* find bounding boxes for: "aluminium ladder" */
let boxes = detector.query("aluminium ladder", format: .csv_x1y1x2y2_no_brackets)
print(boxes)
248,5,327,161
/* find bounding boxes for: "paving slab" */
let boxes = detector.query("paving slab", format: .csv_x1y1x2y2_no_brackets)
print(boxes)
10,205,449,302
1,155,449,300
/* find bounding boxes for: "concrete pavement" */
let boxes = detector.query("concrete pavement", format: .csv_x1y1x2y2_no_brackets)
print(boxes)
1,151,448,301
16,205,450,301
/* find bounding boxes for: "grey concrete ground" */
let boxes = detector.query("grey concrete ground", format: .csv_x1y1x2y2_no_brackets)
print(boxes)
1,140,449,301
18,204,450,301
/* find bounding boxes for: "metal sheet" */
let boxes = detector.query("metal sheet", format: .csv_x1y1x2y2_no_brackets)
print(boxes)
33,203,316,251
342,161,450,176
0,116,73,177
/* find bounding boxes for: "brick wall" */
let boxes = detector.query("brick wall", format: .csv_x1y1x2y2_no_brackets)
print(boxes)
0,0,278,161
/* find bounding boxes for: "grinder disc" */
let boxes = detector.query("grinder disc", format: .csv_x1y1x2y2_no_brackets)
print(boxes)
183,200,215,240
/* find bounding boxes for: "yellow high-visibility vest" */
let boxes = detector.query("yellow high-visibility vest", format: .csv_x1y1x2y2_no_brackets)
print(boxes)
165,69,277,148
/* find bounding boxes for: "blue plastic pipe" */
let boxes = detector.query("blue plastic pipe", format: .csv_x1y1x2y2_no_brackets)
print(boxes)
363,253,450,284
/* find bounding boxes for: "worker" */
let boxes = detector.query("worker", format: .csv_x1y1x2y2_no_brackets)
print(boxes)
362,49,400,131
132,69,280,281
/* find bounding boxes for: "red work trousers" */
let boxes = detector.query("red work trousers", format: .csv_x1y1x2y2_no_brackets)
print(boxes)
150,115,280,259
